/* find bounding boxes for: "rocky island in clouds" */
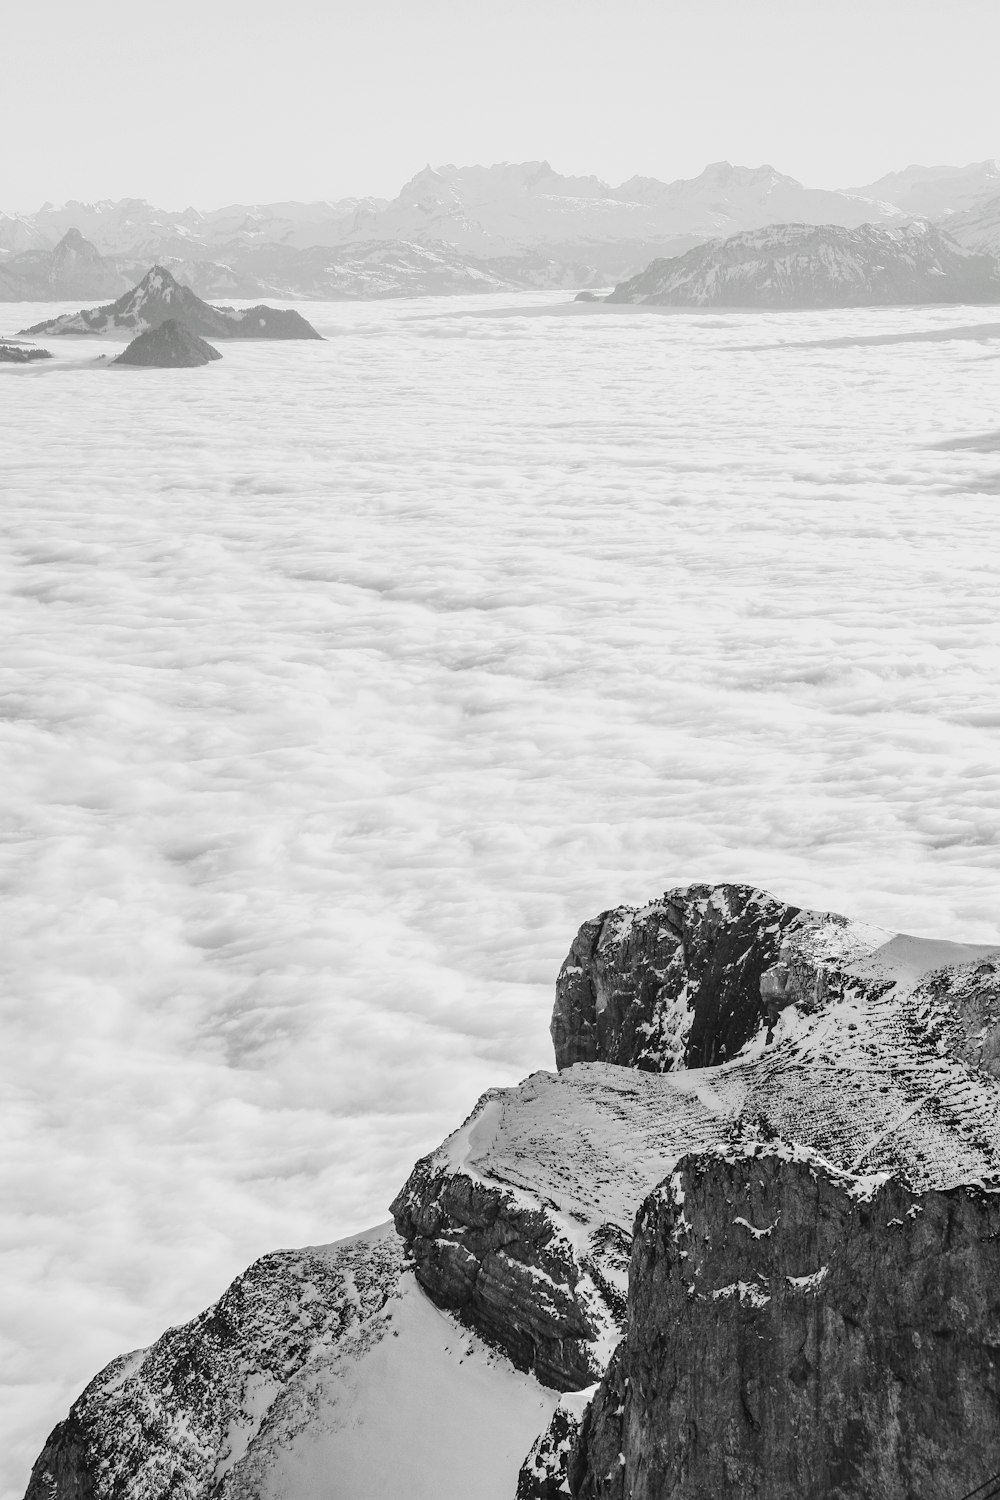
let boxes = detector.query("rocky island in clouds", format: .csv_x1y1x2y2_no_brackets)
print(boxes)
606,221,1000,308
25,884,1000,1498
23,265,322,340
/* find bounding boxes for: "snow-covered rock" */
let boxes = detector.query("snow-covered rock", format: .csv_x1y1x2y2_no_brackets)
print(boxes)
23,1223,557,1500
608,221,1000,307
26,883,1000,1498
21,265,322,339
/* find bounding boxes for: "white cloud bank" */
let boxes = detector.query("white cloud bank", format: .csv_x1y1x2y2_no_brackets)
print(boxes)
2,292,1000,1494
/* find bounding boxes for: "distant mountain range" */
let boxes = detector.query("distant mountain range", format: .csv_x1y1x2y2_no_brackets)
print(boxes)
607,221,1000,309
847,160,1000,219
2,158,999,302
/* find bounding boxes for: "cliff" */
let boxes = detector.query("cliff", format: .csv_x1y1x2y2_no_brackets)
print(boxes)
568,1142,1000,1499
24,883,1000,1499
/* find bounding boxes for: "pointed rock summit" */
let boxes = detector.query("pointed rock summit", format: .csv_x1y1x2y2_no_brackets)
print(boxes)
112,319,222,367
21,264,323,340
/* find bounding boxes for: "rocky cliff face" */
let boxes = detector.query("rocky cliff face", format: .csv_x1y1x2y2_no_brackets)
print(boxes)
608,221,1000,307
551,883,809,1070
568,1142,1000,1499
24,883,1000,1499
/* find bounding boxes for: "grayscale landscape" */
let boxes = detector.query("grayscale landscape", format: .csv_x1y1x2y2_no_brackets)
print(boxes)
4,2,1000,1497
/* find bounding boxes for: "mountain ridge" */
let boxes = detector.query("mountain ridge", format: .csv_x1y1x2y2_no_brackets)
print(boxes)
607,221,1000,308
24,882,1000,1499
22,264,323,339
6,159,1000,300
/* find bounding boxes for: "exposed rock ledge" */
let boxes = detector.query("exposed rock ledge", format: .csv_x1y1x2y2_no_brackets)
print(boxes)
567,1142,1000,1498
23,882,1000,1499
551,880,1000,1077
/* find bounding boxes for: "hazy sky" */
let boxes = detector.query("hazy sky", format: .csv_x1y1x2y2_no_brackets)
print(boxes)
3,0,998,210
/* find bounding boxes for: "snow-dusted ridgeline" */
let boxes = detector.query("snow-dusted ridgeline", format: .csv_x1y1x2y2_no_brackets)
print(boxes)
607,222,1000,308
26,884,1000,1500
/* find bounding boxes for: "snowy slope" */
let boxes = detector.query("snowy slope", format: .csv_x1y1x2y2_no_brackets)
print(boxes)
241,1269,556,1500
393,887,1000,1394
25,1222,557,1500
608,221,1000,307
24,885,1000,1498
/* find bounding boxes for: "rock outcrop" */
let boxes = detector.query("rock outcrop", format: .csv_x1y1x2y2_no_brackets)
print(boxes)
552,883,810,1070
568,1142,1000,1499
24,1227,403,1500
22,265,323,339
607,221,1000,307
112,318,222,367
24,883,1000,1499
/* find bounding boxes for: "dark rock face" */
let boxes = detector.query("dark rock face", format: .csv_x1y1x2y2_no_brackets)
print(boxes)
608,221,1000,307
914,953,1000,1077
24,1229,401,1500
570,1144,1000,1500
517,1396,588,1498
551,884,804,1072
22,265,323,340
23,882,1000,1499
390,1151,626,1391
112,319,222,367
0,342,51,362
222,304,323,339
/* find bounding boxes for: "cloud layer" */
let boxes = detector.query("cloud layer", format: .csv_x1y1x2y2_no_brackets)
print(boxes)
2,293,1000,1493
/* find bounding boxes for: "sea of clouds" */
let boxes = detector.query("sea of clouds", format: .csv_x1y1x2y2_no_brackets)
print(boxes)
2,291,1000,1493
